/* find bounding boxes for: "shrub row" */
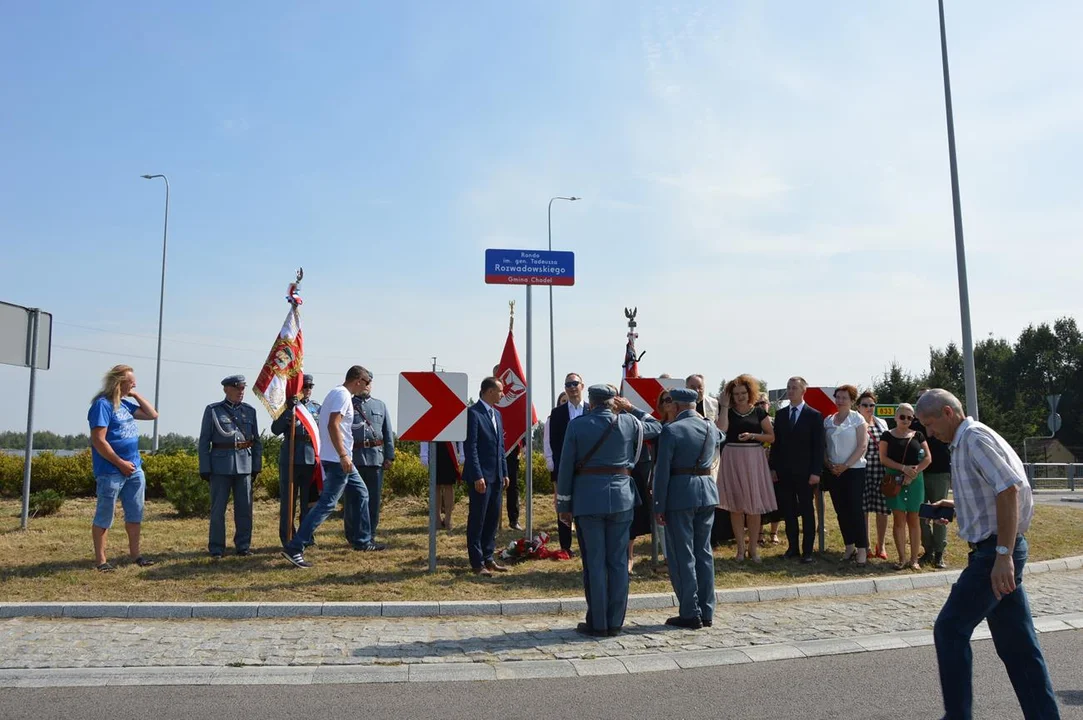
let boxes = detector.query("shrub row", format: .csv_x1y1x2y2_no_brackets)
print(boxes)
2,449,553,517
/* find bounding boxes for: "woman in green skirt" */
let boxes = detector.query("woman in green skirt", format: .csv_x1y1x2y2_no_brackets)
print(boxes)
879,403,933,570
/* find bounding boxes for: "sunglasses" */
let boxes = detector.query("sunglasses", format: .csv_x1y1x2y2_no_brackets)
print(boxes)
565,381,581,388
897,415,913,421
660,397,673,404
755,401,768,407
859,403,875,408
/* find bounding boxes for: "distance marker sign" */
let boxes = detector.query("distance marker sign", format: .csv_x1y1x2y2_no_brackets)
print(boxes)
484,249,575,286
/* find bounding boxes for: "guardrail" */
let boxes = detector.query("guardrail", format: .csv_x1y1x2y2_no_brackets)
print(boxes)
1024,463,1079,490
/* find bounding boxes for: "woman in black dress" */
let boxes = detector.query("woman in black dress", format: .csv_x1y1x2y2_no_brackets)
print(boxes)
421,441,463,532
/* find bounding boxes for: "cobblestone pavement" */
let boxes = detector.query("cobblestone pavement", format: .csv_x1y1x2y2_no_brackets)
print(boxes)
2,570,1081,671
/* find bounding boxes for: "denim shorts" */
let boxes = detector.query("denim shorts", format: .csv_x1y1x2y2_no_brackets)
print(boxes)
93,469,146,528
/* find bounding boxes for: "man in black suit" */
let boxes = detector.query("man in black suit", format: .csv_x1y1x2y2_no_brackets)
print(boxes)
768,376,825,562
463,377,510,576
545,372,587,554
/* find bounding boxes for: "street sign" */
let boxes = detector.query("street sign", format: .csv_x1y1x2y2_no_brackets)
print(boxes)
620,377,686,416
398,372,468,442
484,249,575,286
0,301,52,370
875,404,899,418
1048,412,1062,434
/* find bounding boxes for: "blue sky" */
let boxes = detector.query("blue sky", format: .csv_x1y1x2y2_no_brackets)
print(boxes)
2,1,1081,436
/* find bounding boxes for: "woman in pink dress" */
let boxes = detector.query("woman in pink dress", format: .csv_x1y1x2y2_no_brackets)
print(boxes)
715,374,776,563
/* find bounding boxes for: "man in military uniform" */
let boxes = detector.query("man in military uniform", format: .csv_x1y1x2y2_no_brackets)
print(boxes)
199,375,262,558
557,384,661,637
270,374,321,548
654,388,723,629
349,379,395,543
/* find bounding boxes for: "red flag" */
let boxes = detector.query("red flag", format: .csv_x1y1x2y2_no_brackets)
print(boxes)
253,287,305,421
493,329,537,455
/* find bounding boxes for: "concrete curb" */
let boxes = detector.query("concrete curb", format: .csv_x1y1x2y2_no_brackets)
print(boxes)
1,611,1080,687
2,554,1081,620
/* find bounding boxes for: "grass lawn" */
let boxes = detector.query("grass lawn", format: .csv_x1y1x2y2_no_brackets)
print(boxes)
1,497,1081,603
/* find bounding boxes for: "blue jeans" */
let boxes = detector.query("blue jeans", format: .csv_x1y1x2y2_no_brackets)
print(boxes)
284,461,370,555
209,474,253,555
933,535,1060,720
93,469,146,528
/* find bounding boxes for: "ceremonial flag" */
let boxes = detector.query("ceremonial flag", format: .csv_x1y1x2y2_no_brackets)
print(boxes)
493,329,536,455
295,402,323,491
253,282,305,420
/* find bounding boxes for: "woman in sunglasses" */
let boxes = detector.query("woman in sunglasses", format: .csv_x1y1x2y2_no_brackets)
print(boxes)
857,391,891,560
879,403,933,570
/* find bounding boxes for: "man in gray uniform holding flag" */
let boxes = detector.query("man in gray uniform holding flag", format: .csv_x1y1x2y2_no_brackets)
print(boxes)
557,384,661,637
654,387,723,629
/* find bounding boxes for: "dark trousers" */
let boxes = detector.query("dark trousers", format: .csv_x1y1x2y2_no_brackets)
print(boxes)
552,469,573,551
777,472,815,557
828,467,868,549
466,477,503,569
576,510,634,633
209,474,252,555
934,536,1059,720
505,451,520,526
278,463,317,547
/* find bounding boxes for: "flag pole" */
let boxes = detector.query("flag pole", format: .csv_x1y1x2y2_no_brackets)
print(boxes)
285,268,304,543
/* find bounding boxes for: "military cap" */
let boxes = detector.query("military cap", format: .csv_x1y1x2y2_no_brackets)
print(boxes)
669,388,699,404
587,384,617,403
221,374,246,387
302,374,315,387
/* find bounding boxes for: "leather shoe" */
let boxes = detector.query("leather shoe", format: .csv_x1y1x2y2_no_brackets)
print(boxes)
702,619,713,627
511,523,524,531
800,555,814,564
473,566,492,577
606,627,623,637
665,615,703,629
784,549,799,559
576,622,606,637
485,560,509,572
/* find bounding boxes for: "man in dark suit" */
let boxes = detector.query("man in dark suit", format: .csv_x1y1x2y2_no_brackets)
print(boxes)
768,376,825,563
545,372,588,554
464,376,510,576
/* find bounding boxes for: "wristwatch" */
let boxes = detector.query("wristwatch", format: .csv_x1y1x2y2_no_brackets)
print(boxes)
995,545,1011,556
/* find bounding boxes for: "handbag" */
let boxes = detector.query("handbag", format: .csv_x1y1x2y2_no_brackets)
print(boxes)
881,434,915,499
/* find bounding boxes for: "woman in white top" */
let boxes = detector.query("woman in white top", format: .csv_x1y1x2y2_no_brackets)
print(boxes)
823,384,870,566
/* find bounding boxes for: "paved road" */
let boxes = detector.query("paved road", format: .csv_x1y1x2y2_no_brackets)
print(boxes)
3,630,1081,720
3,569,1081,670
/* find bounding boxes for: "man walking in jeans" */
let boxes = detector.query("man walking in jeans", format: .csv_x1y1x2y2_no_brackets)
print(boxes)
282,365,385,568
916,389,1059,720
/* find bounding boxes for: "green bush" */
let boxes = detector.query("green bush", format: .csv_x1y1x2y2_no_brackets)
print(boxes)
162,467,211,517
0,451,94,498
28,489,64,517
385,451,428,497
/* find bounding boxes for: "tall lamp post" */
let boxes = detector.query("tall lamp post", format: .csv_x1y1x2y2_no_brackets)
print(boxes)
141,174,170,450
937,0,979,419
548,195,579,409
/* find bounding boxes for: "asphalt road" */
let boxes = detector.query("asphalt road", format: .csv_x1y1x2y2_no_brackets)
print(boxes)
4,630,1082,720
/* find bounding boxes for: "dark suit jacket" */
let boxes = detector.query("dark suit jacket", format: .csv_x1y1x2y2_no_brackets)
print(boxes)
547,402,585,480
768,404,825,478
464,401,508,484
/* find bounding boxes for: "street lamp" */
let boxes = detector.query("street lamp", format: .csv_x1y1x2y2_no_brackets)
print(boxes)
141,174,170,451
936,0,979,419
548,195,579,409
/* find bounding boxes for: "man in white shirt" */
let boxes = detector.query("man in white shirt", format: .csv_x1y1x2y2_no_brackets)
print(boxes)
916,389,1059,720
546,372,587,554
282,366,385,568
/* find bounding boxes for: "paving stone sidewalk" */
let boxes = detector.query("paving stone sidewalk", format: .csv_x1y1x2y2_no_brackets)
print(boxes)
2,570,1081,673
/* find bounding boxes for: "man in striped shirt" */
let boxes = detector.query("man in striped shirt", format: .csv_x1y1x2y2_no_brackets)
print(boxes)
916,389,1059,720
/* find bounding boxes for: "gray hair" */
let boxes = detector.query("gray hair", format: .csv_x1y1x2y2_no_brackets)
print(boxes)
915,388,964,418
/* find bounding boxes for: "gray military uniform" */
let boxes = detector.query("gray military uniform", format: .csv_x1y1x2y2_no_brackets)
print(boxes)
557,389,662,635
198,399,262,555
654,408,722,624
349,394,395,541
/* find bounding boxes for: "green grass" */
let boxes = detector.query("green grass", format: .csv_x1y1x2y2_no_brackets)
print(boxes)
0,497,1080,603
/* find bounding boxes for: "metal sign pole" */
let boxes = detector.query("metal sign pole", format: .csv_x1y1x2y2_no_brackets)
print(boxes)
525,285,533,543
817,488,825,553
428,441,438,572
20,309,40,530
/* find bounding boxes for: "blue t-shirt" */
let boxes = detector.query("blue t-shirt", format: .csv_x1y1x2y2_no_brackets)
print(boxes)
88,396,142,476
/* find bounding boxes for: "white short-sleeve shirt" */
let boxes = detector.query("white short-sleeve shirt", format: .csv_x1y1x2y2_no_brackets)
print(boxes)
825,410,868,468
319,385,355,463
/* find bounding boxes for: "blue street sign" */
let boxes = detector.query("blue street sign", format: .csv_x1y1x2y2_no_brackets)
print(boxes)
484,248,575,286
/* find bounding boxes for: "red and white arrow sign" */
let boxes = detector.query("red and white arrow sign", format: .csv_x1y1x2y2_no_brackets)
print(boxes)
775,386,837,419
621,377,686,416
398,372,468,442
